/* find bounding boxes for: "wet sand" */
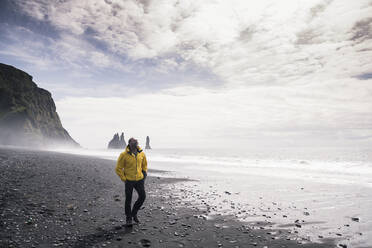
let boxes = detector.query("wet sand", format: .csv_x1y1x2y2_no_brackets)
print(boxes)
151,161,371,248
0,147,336,248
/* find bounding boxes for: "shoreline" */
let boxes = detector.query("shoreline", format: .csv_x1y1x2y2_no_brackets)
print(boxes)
0,147,337,247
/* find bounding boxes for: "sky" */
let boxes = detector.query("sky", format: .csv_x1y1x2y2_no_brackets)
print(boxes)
0,0,371,149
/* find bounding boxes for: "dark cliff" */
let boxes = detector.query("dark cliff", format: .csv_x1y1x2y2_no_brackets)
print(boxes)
0,63,79,147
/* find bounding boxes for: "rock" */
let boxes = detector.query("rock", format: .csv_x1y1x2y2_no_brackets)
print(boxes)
0,63,79,147
66,204,74,210
145,136,151,149
351,217,359,222
303,212,310,216
25,218,33,225
139,239,151,247
108,133,118,148
107,132,126,149
224,191,232,195
119,133,126,148
295,224,302,228
338,244,347,248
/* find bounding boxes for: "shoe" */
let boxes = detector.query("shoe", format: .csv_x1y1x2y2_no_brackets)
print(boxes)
126,217,132,225
133,215,140,223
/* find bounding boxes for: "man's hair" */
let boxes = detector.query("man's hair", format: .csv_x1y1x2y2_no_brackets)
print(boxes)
128,138,138,145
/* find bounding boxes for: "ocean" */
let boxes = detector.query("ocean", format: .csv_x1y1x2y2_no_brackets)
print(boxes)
52,146,372,187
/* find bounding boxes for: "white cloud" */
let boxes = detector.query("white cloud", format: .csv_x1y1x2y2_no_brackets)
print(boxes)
14,0,372,85
3,0,372,147
0,24,127,72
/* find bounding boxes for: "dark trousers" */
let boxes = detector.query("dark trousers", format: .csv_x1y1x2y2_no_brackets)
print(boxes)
125,179,146,218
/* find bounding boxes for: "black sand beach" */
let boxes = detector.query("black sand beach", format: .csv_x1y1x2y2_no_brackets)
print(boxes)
0,147,336,248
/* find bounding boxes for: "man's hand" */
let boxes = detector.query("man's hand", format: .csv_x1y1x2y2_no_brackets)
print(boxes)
142,171,147,180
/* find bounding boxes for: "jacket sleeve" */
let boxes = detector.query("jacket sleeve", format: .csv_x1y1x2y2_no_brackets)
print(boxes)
142,154,148,172
115,153,127,181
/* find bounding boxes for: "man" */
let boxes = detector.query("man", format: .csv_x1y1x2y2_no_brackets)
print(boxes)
115,138,148,225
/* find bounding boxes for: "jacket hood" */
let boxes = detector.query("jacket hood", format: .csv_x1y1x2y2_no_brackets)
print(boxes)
125,145,143,154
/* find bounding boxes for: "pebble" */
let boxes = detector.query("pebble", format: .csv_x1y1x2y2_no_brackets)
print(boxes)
351,217,359,222
140,239,151,247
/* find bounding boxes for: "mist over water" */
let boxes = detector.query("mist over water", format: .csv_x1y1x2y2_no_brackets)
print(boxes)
50,146,372,187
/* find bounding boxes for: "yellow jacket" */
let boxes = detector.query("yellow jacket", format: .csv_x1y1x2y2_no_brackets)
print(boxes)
115,146,148,181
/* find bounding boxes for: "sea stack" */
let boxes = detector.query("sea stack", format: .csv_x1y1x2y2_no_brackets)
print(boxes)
119,132,126,148
108,132,126,149
145,136,151,149
0,63,79,147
